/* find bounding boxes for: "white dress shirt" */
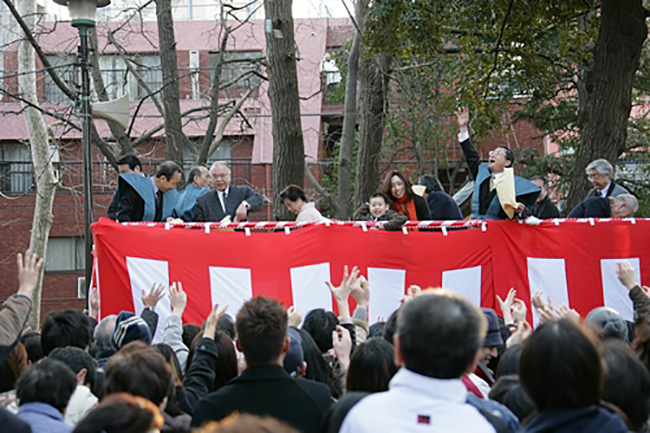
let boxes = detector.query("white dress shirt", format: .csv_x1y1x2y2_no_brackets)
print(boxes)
217,187,229,213
600,182,612,198
340,368,495,433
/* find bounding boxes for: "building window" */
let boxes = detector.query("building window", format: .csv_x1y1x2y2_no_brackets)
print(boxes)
45,237,85,272
44,54,76,103
182,140,232,179
209,51,263,90
0,142,33,193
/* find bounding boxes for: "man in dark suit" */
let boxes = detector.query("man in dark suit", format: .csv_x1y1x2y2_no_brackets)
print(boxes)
194,162,263,222
115,161,182,222
568,194,638,219
107,153,143,219
191,297,332,432
584,158,629,200
530,176,560,219
416,175,463,220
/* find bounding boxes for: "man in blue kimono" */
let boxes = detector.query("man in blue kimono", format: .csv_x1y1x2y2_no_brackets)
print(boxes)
456,107,540,220
115,161,182,222
171,166,210,221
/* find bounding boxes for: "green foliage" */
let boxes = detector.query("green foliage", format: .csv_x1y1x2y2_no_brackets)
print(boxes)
324,39,351,105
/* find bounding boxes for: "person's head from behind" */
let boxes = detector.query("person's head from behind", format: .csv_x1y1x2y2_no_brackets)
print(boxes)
383,309,399,346
609,194,638,218
489,375,535,422
187,331,238,390
530,176,548,203
586,158,613,190
488,146,515,174
369,192,391,219
601,339,650,431
93,314,117,357
382,170,413,201
182,323,202,350
416,175,442,199
103,341,172,409
111,311,152,350
218,314,236,340
395,289,487,378
16,358,76,414
188,166,210,188
49,346,96,390
585,306,629,342
209,161,231,192
153,343,184,386
295,328,338,396
346,338,398,393
117,153,142,175
302,308,339,354
154,161,182,193
495,344,523,379
280,185,308,215
197,413,299,433
519,319,601,412
41,309,92,356
236,296,289,367
0,342,27,393
72,393,164,433
20,331,44,364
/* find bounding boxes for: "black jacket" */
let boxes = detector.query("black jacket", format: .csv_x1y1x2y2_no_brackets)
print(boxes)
191,365,332,432
567,197,610,218
391,194,431,221
354,205,407,231
194,186,263,222
532,196,560,219
426,191,463,220
521,406,627,433
116,181,146,222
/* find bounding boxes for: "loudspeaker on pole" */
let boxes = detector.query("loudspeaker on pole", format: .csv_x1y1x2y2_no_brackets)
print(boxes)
91,94,130,130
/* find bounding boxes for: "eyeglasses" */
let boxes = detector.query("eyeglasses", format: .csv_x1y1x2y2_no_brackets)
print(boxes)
586,173,603,180
489,150,507,157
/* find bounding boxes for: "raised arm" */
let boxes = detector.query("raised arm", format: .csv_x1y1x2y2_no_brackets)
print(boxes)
456,107,480,181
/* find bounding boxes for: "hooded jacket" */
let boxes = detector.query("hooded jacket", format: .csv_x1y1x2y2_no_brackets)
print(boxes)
520,406,627,433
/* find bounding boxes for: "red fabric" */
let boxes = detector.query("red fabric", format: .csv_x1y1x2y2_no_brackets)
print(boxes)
462,374,484,398
395,195,418,221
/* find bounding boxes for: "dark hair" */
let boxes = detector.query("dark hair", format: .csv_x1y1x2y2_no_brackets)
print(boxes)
417,175,442,194
116,153,142,171
49,346,96,389
187,331,238,391
381,170,414,202
302,309,339,354
530,176,548,188
198,413,299,433
0,342,28,393
497,145,515,166
188,166,207,185
19,331,44,364
489,375,535,422
153,343,184,383
73,393,164,433
182,323,202,350
368,322,386,338
16,358,76,412
601,339,650,431
495,344,523,379
398,291,486,378
41,310,92,356
155,161,182,180
236,297,288,366
103,341,172,406
369,192,389,206
279,185,307,203
383,310,399,346
295,328,341,398
519,319,602,411
346,338,398,393
218,314,236,340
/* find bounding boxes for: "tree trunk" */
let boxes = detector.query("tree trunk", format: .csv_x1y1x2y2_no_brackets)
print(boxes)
565,0,647,212
264,0,305,220
17,0,58,328
353,55,391,210
336,0,366,219
155,0,190,168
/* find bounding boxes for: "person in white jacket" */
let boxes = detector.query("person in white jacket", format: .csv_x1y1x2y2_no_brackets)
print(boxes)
48,347,98,427
280,185,326,223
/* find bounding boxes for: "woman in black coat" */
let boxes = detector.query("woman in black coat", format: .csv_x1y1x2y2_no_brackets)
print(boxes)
381,170,431,221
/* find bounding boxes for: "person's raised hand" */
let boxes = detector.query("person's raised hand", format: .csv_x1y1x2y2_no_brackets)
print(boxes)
169,282,188,317
512,298,527,324
515,203,526,214
351,275,370,309
326,265,359,304
17,251,43,299
556,304,580,324
617,261,638,290
203,303,228,340
235,203,248,222
142,283,165,308
506,321,532,348
89,286,100,319
456,107,470,130
496,288,516,324
287,305,302,327
400,285,421,305
537,305,557,324
331,325,352,371
531,291,546,310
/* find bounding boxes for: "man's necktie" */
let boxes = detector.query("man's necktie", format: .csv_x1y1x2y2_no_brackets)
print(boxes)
222,191,228,213
155,190,163,222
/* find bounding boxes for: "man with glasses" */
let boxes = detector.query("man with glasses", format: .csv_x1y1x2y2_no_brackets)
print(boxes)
456,107,540,220
584,159,629,200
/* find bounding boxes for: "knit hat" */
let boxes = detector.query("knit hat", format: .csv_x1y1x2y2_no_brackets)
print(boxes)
283,327,304,377
585,307,629,342
111,311,152,349
482,308,504,347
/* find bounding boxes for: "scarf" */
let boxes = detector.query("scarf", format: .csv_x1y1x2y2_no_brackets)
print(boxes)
395,194,418,220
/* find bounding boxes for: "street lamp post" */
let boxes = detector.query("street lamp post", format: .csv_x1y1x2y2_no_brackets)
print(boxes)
52,0,110,295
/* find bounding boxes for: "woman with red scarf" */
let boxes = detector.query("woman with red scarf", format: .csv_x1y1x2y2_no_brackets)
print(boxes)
381,171,431,221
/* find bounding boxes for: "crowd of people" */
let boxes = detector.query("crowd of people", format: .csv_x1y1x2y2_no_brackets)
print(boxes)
2,248,650,433
106,108,639,227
